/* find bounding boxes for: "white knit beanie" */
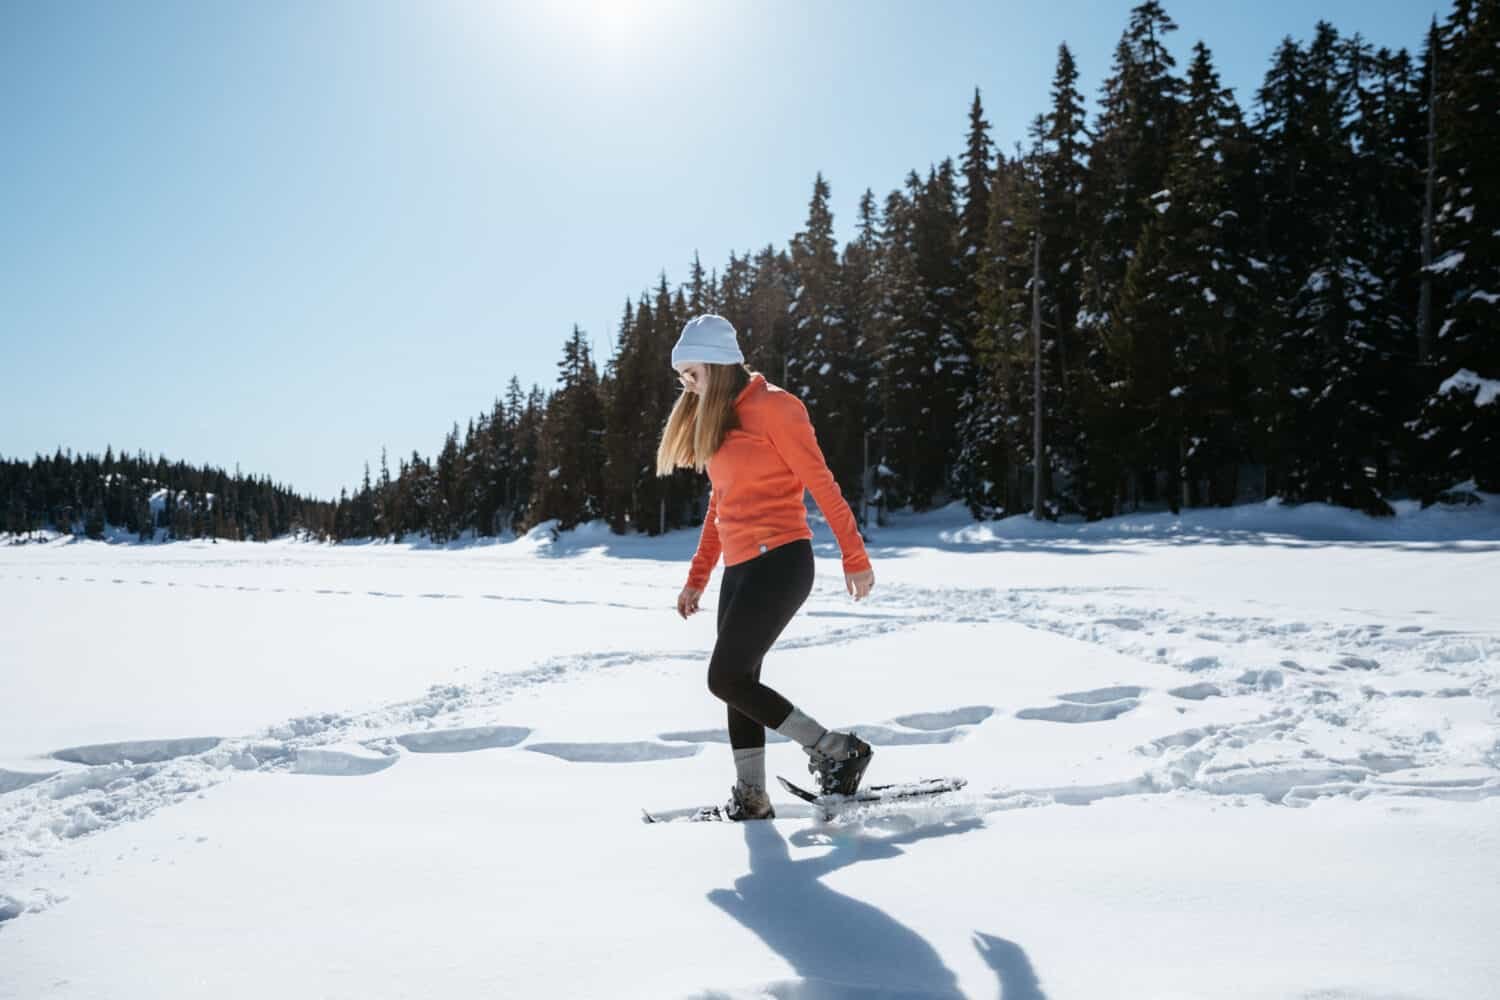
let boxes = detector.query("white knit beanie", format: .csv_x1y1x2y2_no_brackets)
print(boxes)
671,314,744,367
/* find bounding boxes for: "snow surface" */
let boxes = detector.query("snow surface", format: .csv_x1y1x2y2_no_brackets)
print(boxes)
2,498,1499,998
1439,368,1500,407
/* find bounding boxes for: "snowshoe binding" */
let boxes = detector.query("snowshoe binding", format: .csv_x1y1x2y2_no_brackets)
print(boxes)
806,731,874,796
723,779,775,821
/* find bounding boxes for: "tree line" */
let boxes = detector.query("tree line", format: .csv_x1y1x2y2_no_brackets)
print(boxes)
0,448,328,541
5,1,1496,544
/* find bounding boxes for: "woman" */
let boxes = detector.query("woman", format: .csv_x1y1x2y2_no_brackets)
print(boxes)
656,313,877,821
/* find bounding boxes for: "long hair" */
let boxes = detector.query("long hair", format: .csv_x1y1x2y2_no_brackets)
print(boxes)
655,363,755,475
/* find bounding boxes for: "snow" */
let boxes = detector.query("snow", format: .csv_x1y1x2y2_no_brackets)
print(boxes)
1430,250,1465,274
2,498,1500,997
1439,368,1500,407
1471,290,1499,305
148,488,215,513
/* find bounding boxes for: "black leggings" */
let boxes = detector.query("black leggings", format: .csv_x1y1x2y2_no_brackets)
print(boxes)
707,538,815,750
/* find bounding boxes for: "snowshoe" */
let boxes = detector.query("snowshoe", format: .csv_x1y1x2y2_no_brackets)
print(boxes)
723,779,775,821
806,730,874,796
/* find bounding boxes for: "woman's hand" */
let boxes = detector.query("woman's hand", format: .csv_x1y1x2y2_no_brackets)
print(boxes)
677,585,704,619
846,568,875,601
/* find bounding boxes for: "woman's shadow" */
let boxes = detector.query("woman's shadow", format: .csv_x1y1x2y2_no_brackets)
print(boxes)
703,817,984,998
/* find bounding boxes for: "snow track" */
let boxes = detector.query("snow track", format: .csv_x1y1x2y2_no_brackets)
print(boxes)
5,577,1492,906
2,523,1497,942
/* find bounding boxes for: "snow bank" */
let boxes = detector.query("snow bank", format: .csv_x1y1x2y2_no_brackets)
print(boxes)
897,492,1500,545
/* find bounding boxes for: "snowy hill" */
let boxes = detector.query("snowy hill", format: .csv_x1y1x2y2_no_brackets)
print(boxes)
1,500,1497,998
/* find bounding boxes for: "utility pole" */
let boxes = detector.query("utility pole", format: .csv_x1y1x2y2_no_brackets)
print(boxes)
1031,229,1045,520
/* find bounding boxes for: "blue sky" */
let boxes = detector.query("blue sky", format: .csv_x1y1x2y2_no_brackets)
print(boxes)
1,0,1446,501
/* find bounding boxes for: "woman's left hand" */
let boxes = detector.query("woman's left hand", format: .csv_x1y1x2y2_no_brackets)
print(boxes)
845,568,875,601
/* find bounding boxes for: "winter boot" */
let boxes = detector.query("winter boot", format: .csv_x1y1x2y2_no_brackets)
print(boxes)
806,730,874,796
723,779,775,821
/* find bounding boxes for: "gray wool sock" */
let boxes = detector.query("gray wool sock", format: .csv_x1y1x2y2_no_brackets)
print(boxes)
774,707,828,750
813,730,844,754
733,746,766,789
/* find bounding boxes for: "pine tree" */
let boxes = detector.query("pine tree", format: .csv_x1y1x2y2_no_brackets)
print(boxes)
788,173,844,405
1114,41,1259,510
1078,2,1184,510
688,251,709,314
1431,0,1500,378
878,172,933,508
1254,23,1401,512
532,326,607,530
603,299,659,533
743,247,792,387
1039,42,1095,513
840,188,887,524
788,173,861,499
1412,0,1500,494
879,159,968,508
1345,37,1426,497
959,148,1037,516
717,251,753,334
956,92,995,392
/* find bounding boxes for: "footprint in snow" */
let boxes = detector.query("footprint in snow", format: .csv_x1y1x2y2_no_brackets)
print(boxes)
395,725,531,753
527,741,701,763
0,767,60,794
292,744,399,776
847,724,968,746
660,729,792,745
891,705,995,730
51,737,223,766
1168,682,1223,700
1057,686,1144,704
1016,699,1139,724
1095,617,1146,631
1236,669,1285,691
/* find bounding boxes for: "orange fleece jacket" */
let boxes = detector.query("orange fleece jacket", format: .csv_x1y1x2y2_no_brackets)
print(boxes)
685,372,872,591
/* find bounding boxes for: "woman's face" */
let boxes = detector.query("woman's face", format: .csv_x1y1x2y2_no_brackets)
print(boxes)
674,362,708,396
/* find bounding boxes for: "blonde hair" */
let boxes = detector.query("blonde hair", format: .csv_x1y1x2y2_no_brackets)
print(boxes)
655,363,755,475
